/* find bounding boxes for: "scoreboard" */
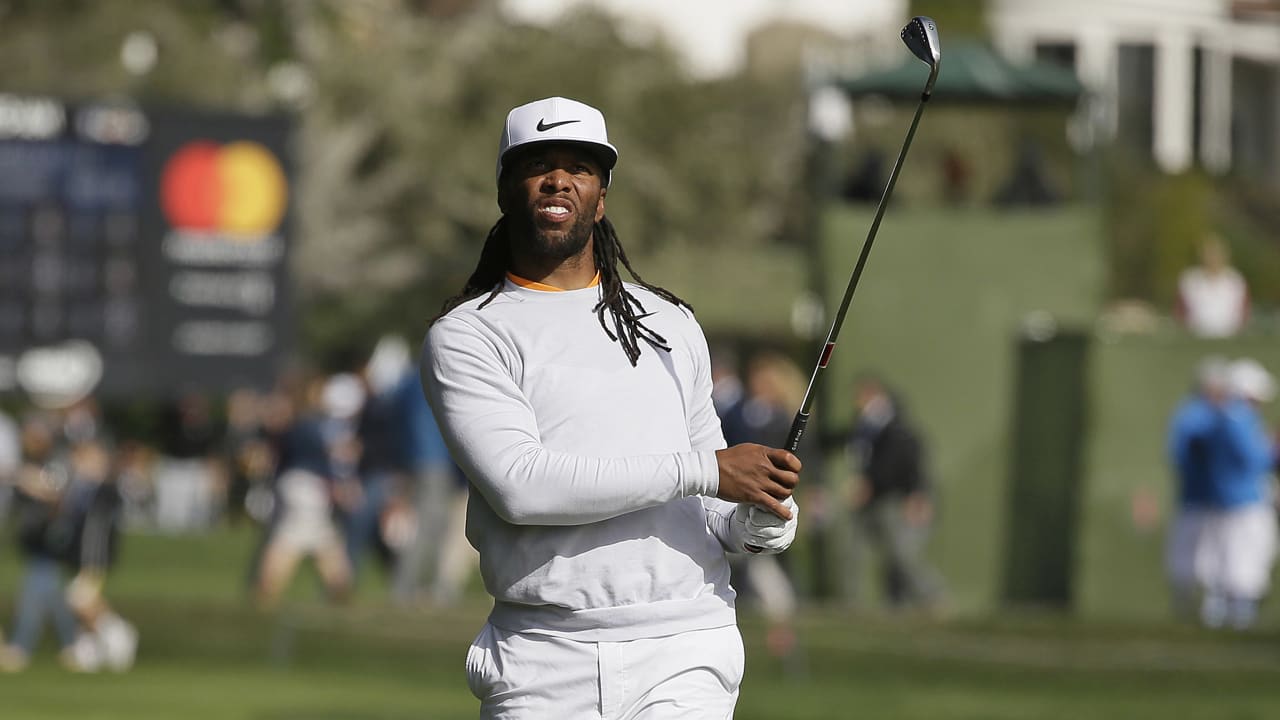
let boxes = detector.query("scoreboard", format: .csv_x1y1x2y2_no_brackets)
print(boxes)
0,94,292,404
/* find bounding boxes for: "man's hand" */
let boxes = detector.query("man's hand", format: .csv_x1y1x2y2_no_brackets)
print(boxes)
714,444,801,520
730,497,799,555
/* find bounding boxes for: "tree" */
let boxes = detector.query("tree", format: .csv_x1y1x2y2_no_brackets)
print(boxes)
0,0,808,361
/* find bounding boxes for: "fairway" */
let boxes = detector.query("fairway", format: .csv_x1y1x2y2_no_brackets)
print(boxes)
3,527,1280,719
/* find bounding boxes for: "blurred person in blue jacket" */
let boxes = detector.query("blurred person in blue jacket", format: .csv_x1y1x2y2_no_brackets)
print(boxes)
347,337,414,581
1166,357,1278,629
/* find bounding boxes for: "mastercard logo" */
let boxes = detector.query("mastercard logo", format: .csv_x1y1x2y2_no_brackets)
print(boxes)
160,140,288,237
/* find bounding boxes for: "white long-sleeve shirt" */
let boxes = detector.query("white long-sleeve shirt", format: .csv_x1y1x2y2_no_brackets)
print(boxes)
421,278,742,641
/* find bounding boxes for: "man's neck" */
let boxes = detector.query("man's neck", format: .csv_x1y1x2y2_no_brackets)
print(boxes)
509,237,598,290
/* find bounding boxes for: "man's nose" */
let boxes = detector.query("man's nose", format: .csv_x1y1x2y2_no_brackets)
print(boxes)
540,168,571,191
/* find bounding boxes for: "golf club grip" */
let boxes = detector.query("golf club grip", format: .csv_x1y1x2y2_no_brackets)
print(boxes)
742,412,808,554
784,411,808,454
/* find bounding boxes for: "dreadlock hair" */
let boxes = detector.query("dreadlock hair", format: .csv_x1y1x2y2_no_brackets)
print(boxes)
433,215,692,367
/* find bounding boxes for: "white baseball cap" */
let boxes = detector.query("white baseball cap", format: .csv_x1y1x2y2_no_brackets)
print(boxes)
1228,358,1276,403
497,96,618,187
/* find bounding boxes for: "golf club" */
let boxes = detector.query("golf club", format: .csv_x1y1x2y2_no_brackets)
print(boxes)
745,16,940,551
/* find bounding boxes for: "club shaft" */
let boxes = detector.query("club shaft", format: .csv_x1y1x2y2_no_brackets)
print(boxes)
784,94,930,454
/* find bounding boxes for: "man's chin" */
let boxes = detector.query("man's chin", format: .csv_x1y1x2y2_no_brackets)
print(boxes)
531,231,589,260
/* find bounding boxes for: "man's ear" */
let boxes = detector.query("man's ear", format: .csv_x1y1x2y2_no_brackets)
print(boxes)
594,187,607,222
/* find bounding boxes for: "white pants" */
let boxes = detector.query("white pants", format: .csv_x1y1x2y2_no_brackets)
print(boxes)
1199,504,1278,599
273,469,343,553
465,622,744,719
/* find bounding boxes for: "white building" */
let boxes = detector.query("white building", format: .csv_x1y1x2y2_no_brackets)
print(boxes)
989,0,1280,180
502,1,1280,181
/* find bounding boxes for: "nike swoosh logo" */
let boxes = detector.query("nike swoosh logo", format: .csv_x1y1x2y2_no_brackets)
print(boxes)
536,118,581,132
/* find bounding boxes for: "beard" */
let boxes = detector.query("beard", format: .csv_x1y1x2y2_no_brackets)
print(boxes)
508,205,596,263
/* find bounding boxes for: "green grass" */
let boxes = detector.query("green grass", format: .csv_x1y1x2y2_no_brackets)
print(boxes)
3,526,1280,718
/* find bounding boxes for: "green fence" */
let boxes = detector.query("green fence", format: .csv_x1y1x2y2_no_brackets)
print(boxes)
817,204,1106,613
643,203,1278,622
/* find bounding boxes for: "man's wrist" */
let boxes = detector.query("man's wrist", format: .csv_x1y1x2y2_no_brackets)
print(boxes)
680,450,720,497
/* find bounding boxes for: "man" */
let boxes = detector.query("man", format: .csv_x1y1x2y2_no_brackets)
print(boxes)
846,374,944,611
1165,357,1231,621
421,96,802,718
1167,357,1277,628
1204,358,1276,629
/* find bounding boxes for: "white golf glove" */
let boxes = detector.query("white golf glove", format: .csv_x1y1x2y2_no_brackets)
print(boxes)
732,497,799,555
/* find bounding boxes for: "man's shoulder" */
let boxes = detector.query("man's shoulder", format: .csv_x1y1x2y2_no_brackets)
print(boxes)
1171,396,1216,426
437,287,513,319
428,289,518,335
424,305,494,357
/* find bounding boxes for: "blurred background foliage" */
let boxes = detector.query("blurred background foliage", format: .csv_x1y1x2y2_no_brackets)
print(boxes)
0,0,809,363
0,0,1275,363
1105,157,1280,309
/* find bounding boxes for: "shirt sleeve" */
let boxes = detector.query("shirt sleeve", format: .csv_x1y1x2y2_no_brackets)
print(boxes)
701,496,742,553
421,315,720,527
684,319,729,454
678,315,745,549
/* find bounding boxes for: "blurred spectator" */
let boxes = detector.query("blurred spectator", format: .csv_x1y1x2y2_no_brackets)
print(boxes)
240,382,298,593
255,374,353,609
0,414,94,672
709,345,744,417
222,388,271,526
940,148,972,206
842,149,886,203
0,406,18,525
1166,357,1277,629
347,337,413,580
1166,357,1231,619
846,374,946,612
427,470,479,607
994,137,1060,207
715,350,805,670
154,391,224,532
114,441,156,540
1208,358,1277,628
61,438,137,672
390,343,462,608
1175,234,1248,338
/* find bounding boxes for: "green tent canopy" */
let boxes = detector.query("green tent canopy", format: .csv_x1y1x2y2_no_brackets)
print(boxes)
839,40,1084,105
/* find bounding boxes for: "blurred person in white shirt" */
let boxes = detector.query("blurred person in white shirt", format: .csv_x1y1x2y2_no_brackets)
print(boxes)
1176,234,1248,338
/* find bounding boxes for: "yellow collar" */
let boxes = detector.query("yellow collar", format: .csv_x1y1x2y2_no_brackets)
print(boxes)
506,271,601,292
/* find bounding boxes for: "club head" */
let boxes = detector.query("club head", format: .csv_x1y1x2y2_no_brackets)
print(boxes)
901,16,941,97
